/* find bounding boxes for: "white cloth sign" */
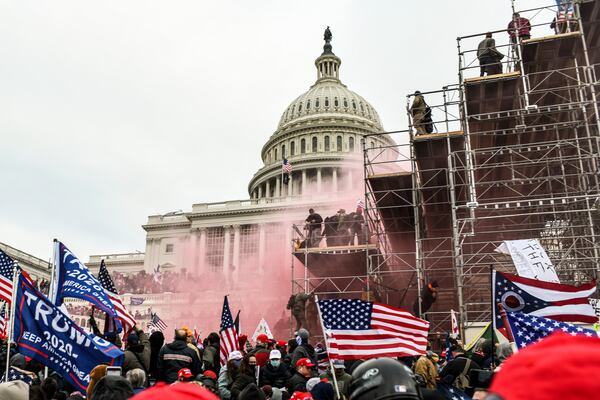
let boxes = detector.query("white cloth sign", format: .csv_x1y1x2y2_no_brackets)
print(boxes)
450,309,460,339
589,298,600,320
495,239,559,283
251,318,273,342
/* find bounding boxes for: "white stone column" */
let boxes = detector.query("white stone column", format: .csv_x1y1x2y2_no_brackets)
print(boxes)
317,168,322,192
152,238,161,270
223,226,231,273
232,225,240,281
258,223,266,274
347,169,353,191
265,180,271,198
288,173,293,196
275,176,281,197
302,169,307,195
144,238,153,272
198,228,207,272
258,185,263,198
332,168,338,192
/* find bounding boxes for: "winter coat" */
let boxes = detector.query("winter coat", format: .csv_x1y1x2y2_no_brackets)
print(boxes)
413,356,437,390
287,371,309,393
218,364,236,400
320,370,353,400
122,331,151,377
157,339,202,383
291,343,317,367
231,371,256,400
259,362,291,389
203,342,220,375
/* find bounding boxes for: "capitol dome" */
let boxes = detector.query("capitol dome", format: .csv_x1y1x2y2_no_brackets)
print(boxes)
248,28,395,200
277,81,383,131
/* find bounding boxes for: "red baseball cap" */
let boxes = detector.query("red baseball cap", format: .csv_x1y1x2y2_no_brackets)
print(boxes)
131,382,218,400
256,333,269,342
276,340,287,347
178,368,193,379
489,332,600,400
203,370,217,380
296,357,315,367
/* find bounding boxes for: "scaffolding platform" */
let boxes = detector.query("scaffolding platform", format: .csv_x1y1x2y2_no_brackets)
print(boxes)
293,244,380,278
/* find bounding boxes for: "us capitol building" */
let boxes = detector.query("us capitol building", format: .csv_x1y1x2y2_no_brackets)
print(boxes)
82,30,396,333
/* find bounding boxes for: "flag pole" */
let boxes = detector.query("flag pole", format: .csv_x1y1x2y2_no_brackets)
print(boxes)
5,265,20,381
44,239,58,379
314,295,341,400
490,265,496,369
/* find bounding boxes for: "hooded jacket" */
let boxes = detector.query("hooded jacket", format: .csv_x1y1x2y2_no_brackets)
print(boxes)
157,339,201,383
259,362,291,389
123,331,151,376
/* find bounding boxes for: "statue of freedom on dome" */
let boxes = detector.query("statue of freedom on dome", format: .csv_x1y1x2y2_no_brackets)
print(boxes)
324,26,332,43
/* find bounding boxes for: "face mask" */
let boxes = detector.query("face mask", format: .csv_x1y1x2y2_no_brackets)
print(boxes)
296,336,302,345
271,360,281,368
233,359,242,368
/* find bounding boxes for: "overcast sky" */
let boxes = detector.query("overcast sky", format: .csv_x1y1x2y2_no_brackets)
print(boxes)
1,1,552,261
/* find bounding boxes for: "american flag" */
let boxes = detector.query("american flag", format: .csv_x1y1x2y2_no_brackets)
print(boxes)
317,299,429,360
506,311,598,349
282,158,293,173
356,199,365,212
150,312,168,331
315,345,329,375
0,367,34,385
0,250,16,303
97,260,137,332
219,296,239,366
0,302,6,339
436,382,470,400
493,270,597,328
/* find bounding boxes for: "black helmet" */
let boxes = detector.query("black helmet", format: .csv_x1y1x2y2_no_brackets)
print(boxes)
349,358,422,400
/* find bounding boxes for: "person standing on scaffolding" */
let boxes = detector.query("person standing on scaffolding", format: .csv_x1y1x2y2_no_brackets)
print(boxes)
410,91,432,135
507,12,531,43
477,32,503,76
305,208,323,247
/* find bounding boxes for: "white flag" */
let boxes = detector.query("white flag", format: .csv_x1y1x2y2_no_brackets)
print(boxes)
251,318,273,342
495,239,559,283
450,309,460,339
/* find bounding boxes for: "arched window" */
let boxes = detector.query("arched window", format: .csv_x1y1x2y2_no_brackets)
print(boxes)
282,144,286,158
301,138,306,154
370,141,375,149
306,100,311,110
343,98,348,108
312,137,318,152
325,136,330,151
274,148,278,160
349,137,355,152
325,97,329,107
337,135,342,151
290,141,295,156
298,102,303,112
334,98,339,107
352,100,357,110
315,98,320,108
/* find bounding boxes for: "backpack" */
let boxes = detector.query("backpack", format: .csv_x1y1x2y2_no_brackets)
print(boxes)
453,359,472,390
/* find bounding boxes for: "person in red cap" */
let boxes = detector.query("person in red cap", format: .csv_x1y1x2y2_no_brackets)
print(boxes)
177,368,195,383
249,334,272,367
287,358,316,394
131,382,219,400
487,332,600,400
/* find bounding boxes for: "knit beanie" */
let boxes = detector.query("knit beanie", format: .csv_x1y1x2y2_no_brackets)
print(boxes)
310,381,334,400
86,364,107,398
0,380,28,400
298,329,310,341
489,332,600,400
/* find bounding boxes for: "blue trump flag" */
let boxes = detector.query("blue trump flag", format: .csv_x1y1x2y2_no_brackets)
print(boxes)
52,241,122,332
13,273,123,392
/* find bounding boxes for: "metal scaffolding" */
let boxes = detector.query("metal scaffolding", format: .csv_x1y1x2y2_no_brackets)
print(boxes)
362,0,600,334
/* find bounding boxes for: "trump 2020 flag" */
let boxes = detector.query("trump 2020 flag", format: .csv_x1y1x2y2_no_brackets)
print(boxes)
13,273,123,391
52,241,122,332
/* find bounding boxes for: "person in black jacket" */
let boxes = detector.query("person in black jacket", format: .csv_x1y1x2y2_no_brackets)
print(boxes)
287,357,315,393
305,209,323,248
259,350,290,389
157,329,201,383
231,354,258,400
203,332,221,375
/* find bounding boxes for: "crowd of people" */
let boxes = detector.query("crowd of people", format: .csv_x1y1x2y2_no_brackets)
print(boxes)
299,208,365,249
110,270,203,294
1,322,599,400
